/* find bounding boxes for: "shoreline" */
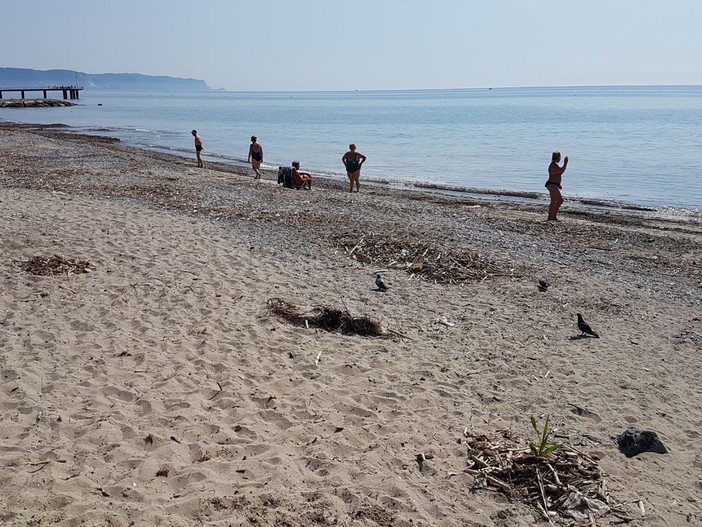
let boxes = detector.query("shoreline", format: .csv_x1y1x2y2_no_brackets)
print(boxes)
3,118,700,218
0,98,76,108
1,123,701,526
80,134,702,218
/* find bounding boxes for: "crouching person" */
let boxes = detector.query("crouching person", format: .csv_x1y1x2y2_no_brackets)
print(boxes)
278,166,293,187
291,161,312,190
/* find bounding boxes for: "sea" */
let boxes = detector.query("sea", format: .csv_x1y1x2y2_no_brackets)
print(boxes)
2,85,701,217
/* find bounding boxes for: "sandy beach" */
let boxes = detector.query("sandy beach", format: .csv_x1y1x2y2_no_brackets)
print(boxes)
1,123,700,526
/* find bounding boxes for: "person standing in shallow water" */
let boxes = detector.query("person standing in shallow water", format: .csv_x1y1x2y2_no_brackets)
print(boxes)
342,143,366,193
545,151,568,220
191,130,204,167
248,136,264,179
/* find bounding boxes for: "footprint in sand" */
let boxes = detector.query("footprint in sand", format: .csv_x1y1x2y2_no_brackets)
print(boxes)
135,399,152,415
101,386,135,403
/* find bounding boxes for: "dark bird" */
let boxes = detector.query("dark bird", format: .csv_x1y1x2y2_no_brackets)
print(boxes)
538,279,550,292
375,274,388,291
576,313,599,338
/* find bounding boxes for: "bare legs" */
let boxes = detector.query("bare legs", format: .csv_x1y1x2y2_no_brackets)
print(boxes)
196,150,203,168
252,160,262,179
547,185,564,220
347,171,360,193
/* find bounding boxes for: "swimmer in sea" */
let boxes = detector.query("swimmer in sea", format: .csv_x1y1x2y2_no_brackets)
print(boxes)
545,151,568,220
248,135,264,179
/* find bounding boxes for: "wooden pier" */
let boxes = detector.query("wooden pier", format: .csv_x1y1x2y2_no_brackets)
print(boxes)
0,86,83,100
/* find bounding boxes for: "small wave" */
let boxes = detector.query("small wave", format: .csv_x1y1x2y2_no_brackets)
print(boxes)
208,152,248,164
655,206,702,223
81,127,116,132
574,198,656,212
361,177,701,217
146,144,191,154
410,180,543,200
137,143,251,167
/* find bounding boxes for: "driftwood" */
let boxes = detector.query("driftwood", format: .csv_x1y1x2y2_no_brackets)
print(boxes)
331,231,512,284
463,430,622,524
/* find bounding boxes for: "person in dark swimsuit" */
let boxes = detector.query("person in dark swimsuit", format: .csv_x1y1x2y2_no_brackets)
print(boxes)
546,151,568,220
192,130,204,167
342,143,367,193
248,136,264,179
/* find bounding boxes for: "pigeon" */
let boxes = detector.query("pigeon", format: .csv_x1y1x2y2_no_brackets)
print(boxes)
576,313,599,338
375,274,388,292
538,279,550,292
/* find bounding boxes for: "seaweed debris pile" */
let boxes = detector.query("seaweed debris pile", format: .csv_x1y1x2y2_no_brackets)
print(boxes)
267,297,385,337
18,254,91,276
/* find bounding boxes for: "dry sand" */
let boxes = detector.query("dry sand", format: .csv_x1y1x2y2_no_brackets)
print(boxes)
1,124,701,526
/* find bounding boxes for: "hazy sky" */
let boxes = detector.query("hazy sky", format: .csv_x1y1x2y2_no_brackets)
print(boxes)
4,0,701,91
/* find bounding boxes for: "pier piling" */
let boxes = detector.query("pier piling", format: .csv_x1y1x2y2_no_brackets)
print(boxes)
0,86,83,100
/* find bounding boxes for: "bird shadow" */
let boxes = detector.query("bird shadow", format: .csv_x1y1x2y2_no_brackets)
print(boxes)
372,288,387,293
569,334,596,340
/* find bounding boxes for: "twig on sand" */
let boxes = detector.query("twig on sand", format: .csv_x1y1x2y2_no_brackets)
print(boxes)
536,469,551,521
28,459,67,465
348,235,365,255
386,328,411,340
27,459,67,473
208,382,223,400
315,351,322,365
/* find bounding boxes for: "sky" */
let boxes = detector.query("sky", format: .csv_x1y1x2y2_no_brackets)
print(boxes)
3,0,701,91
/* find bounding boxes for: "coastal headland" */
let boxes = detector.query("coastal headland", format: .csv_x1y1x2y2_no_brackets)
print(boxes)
1,123,700,526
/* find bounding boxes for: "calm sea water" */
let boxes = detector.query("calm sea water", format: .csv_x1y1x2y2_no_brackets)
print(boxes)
2,86,701,214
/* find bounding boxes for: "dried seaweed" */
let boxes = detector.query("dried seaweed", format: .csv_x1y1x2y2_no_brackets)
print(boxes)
267,298,303,324
19,254,91,276
331,231,512,284
267,298,385,337
462,430,626,524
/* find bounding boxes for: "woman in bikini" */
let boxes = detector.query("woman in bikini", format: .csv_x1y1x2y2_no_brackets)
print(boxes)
248,136,264,179
545,151,568,221
342,143,367,193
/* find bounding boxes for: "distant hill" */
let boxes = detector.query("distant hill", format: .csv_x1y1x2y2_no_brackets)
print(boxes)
0,68,213,92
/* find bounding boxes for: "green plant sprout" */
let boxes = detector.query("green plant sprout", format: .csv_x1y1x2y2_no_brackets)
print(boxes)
529,415,560,457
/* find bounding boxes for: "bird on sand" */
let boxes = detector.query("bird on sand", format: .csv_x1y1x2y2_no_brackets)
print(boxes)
576,313,600,338
375,274,388,291
538,279,550,292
